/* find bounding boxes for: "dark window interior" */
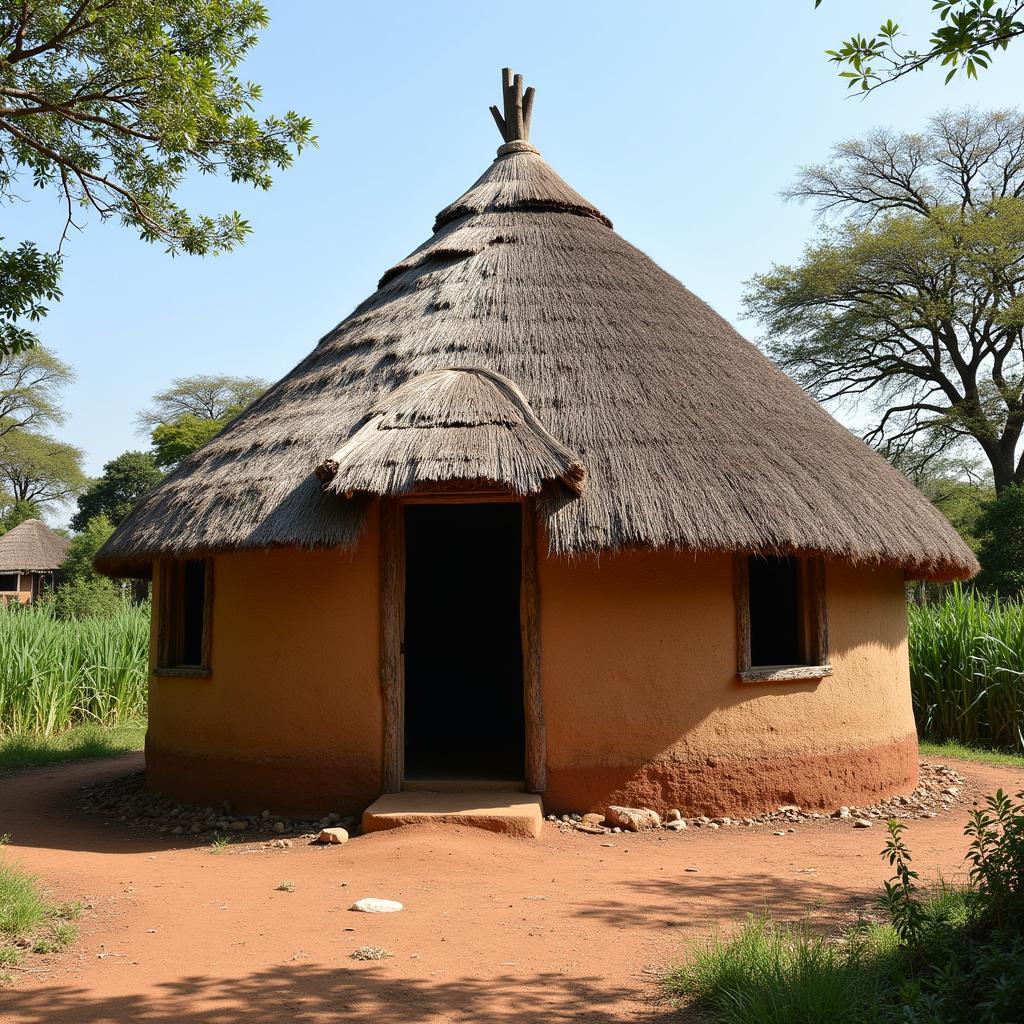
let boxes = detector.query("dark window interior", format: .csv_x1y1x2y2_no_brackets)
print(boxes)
0,573,18,592
159,558,209,670
748,555,803,666
403,503,525,781
181,559,207,666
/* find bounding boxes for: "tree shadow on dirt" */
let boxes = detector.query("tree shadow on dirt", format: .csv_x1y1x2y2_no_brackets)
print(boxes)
0,963,697,1023
568,871,879,931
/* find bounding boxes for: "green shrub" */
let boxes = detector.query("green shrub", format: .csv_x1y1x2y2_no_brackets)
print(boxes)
43,577,128,620
908,585,1024,752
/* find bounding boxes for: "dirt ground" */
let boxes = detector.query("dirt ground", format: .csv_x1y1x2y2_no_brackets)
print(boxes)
2,754,1023,1023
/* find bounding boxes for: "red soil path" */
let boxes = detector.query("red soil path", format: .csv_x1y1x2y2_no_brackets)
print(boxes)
2,754,1023,1024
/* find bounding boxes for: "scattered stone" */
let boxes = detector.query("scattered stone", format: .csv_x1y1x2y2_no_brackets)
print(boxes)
316,827,349,845
665,820,687,832
582,813,605,827
349,898,403,914
833,807,851,819
227,820,249,832
773,831,787,836
272,821,286,834
666,809,682,822
604,806,661,831
853,818,873,829
685,866,699,872
777,804,800,814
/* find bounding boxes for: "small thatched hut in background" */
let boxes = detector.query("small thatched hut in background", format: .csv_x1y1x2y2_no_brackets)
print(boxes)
0,519,68,605
97,70,977,820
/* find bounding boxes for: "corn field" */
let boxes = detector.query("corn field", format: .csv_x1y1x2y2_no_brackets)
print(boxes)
0,603,150,737
909,585,1024,754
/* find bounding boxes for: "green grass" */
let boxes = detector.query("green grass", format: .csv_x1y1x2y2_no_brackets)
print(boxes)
0,848,79,968
0,602,149,739
0,719,146,773
909,585,1024,754
919,739,1024,768
663,915,901,1024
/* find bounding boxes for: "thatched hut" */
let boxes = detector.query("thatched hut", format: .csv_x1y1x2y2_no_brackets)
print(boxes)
0,519,68,605
97,71,977,821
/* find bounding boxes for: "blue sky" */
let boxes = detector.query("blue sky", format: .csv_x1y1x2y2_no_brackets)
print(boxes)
7,2,1024,517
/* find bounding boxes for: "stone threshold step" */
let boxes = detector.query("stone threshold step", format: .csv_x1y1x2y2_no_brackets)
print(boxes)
362,791,543,839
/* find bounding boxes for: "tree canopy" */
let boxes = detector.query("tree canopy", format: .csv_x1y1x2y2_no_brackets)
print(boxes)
819,0,1024,92
71,449,161,531
150,412,229,469
0,345,72,437
0,1,314,354
0,428,85,508
0,496,40,534
136,373,266,430
745,109,1024,494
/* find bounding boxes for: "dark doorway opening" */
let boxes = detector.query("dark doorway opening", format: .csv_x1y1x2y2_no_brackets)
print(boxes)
403,502,525,782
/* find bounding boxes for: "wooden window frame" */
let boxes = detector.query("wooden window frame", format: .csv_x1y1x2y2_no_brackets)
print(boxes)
154,557,214,678
734,554,831,684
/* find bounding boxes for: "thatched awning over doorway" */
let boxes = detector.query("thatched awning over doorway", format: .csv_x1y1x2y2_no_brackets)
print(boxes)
316,367,586,498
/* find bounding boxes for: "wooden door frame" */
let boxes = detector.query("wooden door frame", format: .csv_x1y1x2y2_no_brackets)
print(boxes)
379,493,546,794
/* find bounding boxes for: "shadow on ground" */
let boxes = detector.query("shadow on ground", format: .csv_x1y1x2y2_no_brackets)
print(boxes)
0,964,695,1024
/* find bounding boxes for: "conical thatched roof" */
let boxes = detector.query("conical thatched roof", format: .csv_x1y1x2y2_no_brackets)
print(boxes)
0,519,68,573
96,71,978,582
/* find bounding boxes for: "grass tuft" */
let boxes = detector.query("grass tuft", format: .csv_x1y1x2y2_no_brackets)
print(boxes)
210,834,232,854
0,849,80,966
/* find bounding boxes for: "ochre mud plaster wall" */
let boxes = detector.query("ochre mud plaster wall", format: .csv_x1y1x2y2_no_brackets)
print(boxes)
145,512,382,816
538,548,916,816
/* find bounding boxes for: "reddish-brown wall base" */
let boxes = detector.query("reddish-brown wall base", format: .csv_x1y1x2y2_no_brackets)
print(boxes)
544,733,918,817
146,742,382,817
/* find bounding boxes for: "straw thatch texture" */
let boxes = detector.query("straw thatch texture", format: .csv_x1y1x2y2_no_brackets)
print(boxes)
0,519,68,573
317,366,586,497
96,147,978,581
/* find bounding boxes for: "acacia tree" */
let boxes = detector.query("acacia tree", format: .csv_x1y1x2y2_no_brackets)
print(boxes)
135,373,267,429
0,1,314,354
0,428,85,508
0,345,72,437
745,108,1024,494
819,0,1024,92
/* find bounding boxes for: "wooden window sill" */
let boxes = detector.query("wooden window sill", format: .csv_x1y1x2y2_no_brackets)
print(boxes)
153,666,211,679
739,664,833,683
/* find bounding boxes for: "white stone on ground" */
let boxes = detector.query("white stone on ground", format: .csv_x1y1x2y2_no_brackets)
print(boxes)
349,898,403,914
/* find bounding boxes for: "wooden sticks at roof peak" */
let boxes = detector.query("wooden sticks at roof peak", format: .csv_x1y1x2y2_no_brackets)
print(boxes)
490,67,535,146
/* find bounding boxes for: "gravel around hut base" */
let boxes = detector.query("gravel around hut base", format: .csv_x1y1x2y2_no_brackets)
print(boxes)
76,761,969,842
76,771,358,841
546,762,971,836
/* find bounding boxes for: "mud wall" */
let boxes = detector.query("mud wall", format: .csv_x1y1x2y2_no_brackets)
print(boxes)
145,512,383,816
538,549,917,815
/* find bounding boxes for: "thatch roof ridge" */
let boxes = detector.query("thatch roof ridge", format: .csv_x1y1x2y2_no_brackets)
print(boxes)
0,519,69,573
317,366,586,498
94,87,978,582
